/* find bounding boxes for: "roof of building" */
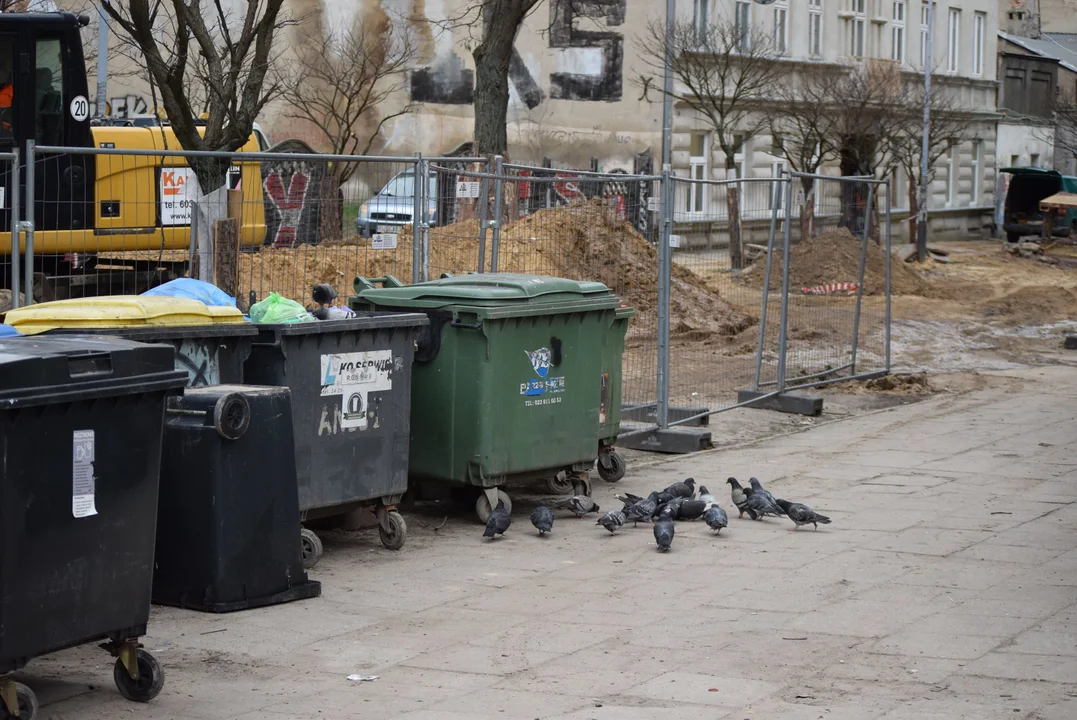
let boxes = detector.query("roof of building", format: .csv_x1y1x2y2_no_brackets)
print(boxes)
1000,31,1077,73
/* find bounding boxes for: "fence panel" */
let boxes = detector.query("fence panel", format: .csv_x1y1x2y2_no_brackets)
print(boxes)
26,146,488,310
667,175,786,417
773,173,891,391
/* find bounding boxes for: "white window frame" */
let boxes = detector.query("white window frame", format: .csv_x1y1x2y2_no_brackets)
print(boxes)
693,0,710,46
851,0,866,58
920,2,931,68
733,134,747,179
892,1,906,64
945,142,955,206
809,0,823,57
770,160,787,210
973,11,985,76
687,133,709,215
774,1,789,55
735,1,752,52
947,8,960,74
970,140,981,205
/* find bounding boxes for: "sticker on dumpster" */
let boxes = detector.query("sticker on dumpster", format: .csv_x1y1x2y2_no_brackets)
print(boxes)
520,347,566,400
320,350,393,431
72,429,98,518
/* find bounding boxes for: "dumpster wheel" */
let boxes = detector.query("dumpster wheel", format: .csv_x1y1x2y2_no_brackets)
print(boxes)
545,473,573,495
475,489,512,524
113,649,164,703
214,393,251,441
0,680,37,720
597,451,626,483
300,528,323,569
378,510,407,550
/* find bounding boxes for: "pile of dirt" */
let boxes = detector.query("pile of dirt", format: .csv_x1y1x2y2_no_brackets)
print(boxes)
979,285,1077,324
850,372,934,395
236,201,754,342
742,227,931,296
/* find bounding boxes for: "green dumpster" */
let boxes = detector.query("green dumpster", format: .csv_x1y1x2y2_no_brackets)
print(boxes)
597,305,634,483
351,273,633,521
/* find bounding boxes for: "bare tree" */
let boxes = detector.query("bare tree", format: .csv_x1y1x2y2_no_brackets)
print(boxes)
471,0,542,156
769,64,843,239
280,11,417,185
100,0,290,193
884,76,971,243
1049,89,1077,169
637,16,783,269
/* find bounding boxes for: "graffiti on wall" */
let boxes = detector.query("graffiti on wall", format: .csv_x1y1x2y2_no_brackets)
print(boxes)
260,140,326,247
410,0,625,106
106,94,149,118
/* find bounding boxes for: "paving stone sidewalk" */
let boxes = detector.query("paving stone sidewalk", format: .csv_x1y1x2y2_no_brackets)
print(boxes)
28,365,1077,719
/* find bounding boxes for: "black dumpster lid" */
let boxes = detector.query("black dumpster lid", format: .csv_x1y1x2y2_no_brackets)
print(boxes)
0,335,188,409
251,312,429,337
45,323,258,340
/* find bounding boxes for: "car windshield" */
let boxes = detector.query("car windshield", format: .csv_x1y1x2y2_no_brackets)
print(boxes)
379,173,437,198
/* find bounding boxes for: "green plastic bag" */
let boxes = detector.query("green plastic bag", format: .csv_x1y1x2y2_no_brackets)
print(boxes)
249,292,315,324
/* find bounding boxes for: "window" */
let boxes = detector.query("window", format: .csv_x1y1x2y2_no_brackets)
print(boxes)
735,1,752,52
0,36,13,143
851,0,866,57
687,133,708,214
973,12,985,76
775,1,789,55
809,0,823,56
947,8,960,74
892,1,906,63
693,0,709,46
35,39,65,146
945,142,955,206
970,140,981,204
920,2,931,68
1010,154,1020,167
1030,153,1040,168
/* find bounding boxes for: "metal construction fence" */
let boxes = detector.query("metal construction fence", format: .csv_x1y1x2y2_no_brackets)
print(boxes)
1,143,891,440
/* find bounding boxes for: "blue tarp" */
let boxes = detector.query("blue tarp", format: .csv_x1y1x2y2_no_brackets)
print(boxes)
142,278,237,308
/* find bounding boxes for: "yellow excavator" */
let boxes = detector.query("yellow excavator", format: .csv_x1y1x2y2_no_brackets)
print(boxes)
0,11,267,301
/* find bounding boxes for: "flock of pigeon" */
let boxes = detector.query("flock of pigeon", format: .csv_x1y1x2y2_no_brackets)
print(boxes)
482,476,831,551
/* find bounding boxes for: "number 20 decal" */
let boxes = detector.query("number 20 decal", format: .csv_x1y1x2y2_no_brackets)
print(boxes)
70,95,89,122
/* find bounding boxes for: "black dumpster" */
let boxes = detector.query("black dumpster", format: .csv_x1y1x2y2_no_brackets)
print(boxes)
153,385,322,612
0,335,187,714
47,324,258,387
243,314,428,566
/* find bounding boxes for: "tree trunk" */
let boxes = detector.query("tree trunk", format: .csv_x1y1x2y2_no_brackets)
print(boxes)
189,156,231,198
906,179,919,244
727,164,743,270
799,177,815,242
472,1,533,156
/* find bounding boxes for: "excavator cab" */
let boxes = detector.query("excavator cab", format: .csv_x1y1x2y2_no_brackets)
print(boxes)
0,12,94,236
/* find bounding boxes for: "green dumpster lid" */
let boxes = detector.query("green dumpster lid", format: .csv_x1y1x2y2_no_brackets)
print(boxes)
354,274,621,315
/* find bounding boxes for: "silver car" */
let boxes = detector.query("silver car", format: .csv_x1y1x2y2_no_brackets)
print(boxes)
355,170,438,237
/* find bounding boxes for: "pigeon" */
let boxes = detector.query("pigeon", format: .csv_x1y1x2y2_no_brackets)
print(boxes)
675,499,707,521
312,283,338,307
698,485,719,508
654,491,676,506
744,487,783,520
530,504,554,535
555,495,599,517
615,492,645,513
775,499,831,530
749,477,785,515
662,478,697,499
703,505,729,534
483,500,511,539
655,495,683,519
597,509,626,534
653,506,675,551
625,492,658,526
727,477,750,518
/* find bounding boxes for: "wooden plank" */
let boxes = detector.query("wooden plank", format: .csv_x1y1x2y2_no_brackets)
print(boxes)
1039,192,1077,211
226,188,243,222
214,218,239,300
